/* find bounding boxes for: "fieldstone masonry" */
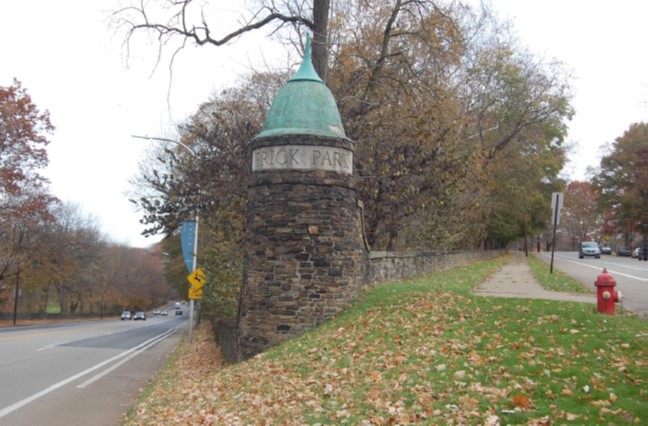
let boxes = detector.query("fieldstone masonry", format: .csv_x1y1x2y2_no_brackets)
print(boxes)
239,137,366,359
217,249,502,363
237,37,367,359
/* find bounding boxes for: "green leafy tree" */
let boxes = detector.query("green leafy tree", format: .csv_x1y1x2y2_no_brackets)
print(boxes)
593,122,648,247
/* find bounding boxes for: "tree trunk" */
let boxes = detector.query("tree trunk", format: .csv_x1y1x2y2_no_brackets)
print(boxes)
312,0,330,82
386,227,398,251
58,288,66,314
39,285,50,313
522,222,528,257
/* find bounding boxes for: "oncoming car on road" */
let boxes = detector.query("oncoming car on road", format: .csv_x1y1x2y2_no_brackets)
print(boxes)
134,311,147,320
121,311,132,320
578,241,601,259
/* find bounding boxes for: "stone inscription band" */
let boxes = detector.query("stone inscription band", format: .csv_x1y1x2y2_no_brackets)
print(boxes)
252,145,353,174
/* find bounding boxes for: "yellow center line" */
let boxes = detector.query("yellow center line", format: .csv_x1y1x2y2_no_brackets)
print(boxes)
0,324,102,342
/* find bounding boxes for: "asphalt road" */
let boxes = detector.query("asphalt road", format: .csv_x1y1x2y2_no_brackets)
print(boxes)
0,310,187,425
536,251,648,317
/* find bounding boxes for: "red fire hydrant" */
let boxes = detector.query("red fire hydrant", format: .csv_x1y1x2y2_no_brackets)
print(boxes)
594,269,622,315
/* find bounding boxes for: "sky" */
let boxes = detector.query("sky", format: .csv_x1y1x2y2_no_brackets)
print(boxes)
485,0,648,175
1,0,647,248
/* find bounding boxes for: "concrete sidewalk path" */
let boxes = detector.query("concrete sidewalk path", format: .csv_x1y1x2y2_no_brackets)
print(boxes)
474,253,596,304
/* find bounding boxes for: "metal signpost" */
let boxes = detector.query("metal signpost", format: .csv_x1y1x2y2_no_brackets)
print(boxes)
550,192,563,273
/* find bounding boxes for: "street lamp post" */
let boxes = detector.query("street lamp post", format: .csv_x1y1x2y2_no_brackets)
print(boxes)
133,134,199,342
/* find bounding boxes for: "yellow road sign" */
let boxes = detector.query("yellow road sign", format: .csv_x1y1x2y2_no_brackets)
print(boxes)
188,287,203,300
187,268,206,290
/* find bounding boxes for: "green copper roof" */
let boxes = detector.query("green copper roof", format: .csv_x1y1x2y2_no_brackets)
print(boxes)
255,35,347,140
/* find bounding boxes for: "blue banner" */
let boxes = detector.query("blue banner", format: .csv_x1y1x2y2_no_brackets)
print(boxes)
180,221,196,273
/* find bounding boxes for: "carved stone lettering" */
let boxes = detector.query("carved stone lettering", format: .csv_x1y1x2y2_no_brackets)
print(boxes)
252,145,352,174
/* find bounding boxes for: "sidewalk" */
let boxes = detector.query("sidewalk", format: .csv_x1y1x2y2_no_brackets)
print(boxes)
473,253,596,304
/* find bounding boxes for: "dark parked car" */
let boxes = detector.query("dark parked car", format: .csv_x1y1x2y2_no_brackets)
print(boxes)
638,246,648,261
600,246,612,255
134,311,147,320
617,247,632,257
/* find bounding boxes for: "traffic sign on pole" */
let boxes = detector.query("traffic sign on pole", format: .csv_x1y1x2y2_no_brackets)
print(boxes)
550,192,564,273
551,192,563,225
187,268,206,290
188,287,203,300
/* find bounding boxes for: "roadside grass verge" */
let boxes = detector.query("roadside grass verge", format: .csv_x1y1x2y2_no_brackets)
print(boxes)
123,256,648,425
527,254,593,294
124,341,186,420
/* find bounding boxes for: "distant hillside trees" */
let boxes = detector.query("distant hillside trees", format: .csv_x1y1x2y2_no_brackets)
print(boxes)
0,80,171,316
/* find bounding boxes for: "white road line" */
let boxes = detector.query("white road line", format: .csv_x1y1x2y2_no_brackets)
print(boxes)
0,323,185,419
37,341,70,351
76,326,178,388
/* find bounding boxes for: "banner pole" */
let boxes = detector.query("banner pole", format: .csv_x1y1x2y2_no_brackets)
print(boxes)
189,214,199,342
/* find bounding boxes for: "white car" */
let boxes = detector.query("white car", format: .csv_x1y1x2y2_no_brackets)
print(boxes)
578,241,601,259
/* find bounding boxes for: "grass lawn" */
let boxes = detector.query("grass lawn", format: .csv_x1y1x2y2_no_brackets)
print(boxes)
123,255,648,425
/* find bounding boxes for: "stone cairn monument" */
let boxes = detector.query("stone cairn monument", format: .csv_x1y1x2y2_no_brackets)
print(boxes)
238,37,367,359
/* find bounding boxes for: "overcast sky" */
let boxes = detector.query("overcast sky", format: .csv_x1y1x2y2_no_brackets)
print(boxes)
487,0,648,174
1,0,647,248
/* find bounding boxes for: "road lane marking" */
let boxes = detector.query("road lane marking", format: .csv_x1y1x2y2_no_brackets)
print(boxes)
0,324,100,343
37,341,70,351
0,323,185,419
76,325,181,388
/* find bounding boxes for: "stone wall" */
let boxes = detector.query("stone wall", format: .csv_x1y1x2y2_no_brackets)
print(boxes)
368,250,503,284
213,317,240,363
217,249,502,364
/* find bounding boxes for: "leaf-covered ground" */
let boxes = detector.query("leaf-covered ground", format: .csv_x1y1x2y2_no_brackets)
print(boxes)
123,257,648,425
